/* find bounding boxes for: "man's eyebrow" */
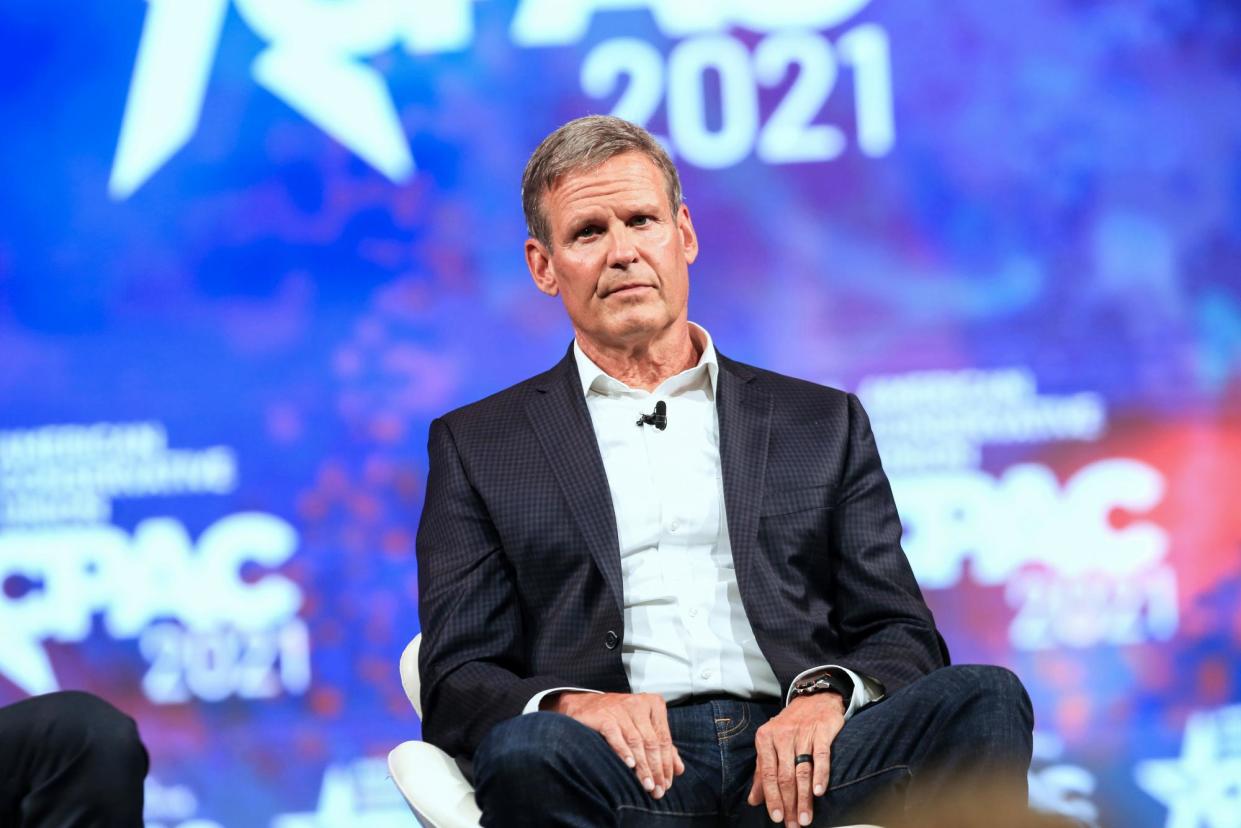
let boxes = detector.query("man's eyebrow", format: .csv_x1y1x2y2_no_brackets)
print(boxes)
627,200,666,215
566,214,602,230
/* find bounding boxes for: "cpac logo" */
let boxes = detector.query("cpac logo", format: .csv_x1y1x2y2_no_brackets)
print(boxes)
894,458,1168,589
109,0,873,199
0,513,301,695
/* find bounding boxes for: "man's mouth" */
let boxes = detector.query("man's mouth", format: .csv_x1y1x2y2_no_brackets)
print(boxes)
605,283,653,296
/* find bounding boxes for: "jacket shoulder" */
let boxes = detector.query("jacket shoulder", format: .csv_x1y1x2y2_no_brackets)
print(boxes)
433,361,562,435
720,354,853,412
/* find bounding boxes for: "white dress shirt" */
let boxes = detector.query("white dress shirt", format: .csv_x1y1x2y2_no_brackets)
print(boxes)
524,324,880,717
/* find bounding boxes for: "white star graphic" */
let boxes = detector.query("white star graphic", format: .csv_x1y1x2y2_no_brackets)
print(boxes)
1135,704,1241,828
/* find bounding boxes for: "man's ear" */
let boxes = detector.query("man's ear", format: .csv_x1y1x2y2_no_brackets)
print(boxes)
677,203,699,265
525,238,559,297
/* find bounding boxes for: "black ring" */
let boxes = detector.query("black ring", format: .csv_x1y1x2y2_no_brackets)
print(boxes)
795,754,813,765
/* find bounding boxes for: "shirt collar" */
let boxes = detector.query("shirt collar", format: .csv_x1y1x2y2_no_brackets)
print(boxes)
573,322,719,399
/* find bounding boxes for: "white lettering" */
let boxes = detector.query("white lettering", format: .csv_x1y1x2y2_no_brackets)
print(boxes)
512,0,723,47
112,0,879,196
510,0,873,46
896,459,1168,589
583,28,893,169
0,513,303,694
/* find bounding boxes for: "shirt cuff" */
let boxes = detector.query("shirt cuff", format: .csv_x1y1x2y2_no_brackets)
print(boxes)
523,687,603,715
785,665,884,721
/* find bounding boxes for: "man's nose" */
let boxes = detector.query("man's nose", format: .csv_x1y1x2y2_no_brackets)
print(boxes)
605,225,638,267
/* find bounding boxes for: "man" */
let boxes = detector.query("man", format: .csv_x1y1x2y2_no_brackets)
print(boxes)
416,115,1033,827
0,690,149,826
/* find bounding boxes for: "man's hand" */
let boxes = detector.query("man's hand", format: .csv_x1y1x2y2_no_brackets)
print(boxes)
545,692,684,799
747,692,846,827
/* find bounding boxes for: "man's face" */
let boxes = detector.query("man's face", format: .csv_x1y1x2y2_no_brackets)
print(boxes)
525,152,698,350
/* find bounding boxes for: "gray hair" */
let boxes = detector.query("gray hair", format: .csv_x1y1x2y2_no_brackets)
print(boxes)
521,115,683,248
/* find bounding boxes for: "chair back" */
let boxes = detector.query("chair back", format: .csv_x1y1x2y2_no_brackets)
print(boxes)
401,633,423,718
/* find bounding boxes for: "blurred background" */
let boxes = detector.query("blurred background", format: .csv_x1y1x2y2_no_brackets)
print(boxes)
1,0,1238,825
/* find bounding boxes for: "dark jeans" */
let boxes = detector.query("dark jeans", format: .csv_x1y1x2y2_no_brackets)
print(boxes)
473,665,1033,827
0,691,149,828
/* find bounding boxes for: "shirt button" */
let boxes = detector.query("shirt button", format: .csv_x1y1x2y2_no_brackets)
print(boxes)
688,608,699,617
669,520,679,532
700,669,712,680
604,630,619,650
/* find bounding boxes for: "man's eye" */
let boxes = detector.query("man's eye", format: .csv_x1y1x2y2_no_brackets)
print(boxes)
631,215,651,226
576,225,600,238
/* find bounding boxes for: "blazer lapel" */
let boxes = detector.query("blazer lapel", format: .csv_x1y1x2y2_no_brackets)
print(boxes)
716,354,772,589
525,348,624,614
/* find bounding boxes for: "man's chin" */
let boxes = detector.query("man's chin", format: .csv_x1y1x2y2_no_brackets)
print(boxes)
603,311,682,345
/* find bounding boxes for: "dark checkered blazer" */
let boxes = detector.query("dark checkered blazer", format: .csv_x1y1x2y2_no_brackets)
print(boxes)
416,346,948,760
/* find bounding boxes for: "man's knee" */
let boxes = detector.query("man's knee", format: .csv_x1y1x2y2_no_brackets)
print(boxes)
920,664,1026,700
949,666,1031,720
924,665,1034,761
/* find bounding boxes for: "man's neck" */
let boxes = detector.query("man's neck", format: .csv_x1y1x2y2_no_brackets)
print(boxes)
576,323,702,392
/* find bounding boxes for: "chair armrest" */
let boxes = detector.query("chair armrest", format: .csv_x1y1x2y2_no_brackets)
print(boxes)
388,740,482,828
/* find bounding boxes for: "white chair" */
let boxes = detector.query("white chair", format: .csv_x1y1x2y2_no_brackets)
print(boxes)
387,634,879,828
388,634,484,827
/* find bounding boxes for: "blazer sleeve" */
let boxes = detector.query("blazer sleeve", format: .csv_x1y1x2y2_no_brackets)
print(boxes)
416,416,575,759
824,393,950,693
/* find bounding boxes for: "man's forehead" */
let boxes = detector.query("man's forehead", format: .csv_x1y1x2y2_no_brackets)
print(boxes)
546,154,667,212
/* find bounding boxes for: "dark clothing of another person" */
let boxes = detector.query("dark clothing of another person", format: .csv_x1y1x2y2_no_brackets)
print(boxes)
0,691,148,828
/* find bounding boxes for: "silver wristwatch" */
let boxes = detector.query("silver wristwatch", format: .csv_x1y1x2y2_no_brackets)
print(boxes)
791,670,853,700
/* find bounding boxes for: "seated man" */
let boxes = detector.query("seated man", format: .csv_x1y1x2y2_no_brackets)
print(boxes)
0,690,149,827
416,115,1033,827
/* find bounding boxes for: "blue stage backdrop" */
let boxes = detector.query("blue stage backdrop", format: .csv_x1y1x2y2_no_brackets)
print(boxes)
1,1,1239,825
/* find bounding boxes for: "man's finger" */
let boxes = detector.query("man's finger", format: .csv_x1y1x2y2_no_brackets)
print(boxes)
774,729,798,827
795,730,815,827
598,719,635,770
640,705,670,794
648,697,677,794
747,765,765,807
756,729,785,823
621,710,656,795
634,710,665,796
812,722,832,798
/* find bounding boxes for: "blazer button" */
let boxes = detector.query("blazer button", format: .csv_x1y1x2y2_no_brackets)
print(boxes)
604,630,619,650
